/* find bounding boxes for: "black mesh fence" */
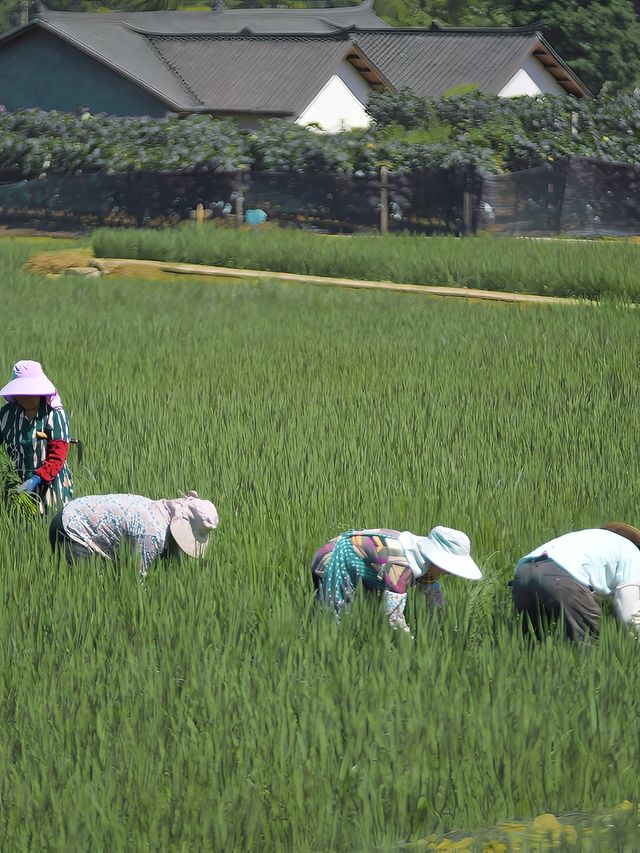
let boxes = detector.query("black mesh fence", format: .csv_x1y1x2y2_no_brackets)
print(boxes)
243,172,380,231
0,158,638,236
559,157,640,237
0,172,242,229
480,162,566,235
0,168,476,234
480,157,640,238
388,167,482,235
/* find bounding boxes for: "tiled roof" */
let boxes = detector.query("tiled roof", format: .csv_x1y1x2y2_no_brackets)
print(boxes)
150,35,354,115
2,7,590,113
353,30,541,96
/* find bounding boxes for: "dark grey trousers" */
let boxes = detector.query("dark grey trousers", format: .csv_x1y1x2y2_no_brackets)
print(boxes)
512,558,601,640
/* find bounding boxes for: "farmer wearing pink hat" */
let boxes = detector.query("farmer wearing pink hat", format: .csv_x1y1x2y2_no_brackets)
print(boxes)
0,360,73,512
49,491,219,577
311,525,482,634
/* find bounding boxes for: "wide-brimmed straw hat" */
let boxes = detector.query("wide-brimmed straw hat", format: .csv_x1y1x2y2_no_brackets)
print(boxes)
166,491,219,557
1,360,56,401
601,522,640,550
417,526,482,580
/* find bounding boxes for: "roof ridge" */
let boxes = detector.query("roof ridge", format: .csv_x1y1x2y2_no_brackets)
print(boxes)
141,29,353,41
379,23,543,34
145,34,204,107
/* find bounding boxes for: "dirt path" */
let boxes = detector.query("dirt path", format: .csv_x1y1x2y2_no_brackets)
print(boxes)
30,251,590,305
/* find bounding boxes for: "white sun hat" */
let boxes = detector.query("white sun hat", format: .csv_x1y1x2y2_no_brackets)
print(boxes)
417,526,482,580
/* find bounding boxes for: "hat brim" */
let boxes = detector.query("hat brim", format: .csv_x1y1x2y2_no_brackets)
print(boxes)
601,522,640,549
419,541,482,580
169,517,211,558
1,376,56,399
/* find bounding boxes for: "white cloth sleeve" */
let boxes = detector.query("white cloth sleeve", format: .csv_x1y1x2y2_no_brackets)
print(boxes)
383,591,411,633
612,584,640,633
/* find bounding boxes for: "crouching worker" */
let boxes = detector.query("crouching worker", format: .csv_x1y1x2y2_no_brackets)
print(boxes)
49,491,219,576
512,523,640,640
311,526,482,634
0,360,73,512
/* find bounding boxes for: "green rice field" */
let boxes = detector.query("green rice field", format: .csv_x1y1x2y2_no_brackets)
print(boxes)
0,236,639,850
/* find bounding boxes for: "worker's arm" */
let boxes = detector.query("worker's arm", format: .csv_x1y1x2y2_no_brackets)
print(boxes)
415,578,445,608
382,563,414,633
35,407,70,483
612,584,640,633
35,438,69,483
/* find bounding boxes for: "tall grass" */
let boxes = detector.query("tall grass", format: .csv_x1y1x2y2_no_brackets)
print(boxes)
0,238,639,848
93,224,640,300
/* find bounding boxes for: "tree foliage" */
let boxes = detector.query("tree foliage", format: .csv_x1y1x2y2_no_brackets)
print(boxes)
502,0,640,94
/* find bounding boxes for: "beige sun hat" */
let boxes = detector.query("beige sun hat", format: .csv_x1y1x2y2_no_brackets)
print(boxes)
417,526,482,580
164,491,219,557
601,522,640,549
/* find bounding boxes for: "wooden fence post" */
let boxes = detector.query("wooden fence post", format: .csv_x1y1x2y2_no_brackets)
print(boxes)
235,176,245,226
463,191,472,235
380,166,389,236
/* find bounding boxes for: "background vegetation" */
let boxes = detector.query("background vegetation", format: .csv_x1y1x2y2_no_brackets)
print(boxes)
1,91,640,181
0,237,639,848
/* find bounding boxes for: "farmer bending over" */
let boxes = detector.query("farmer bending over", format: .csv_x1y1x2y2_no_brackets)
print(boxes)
49,491,218,576
512,523,640,640
0,360,73,512
311,526,482,634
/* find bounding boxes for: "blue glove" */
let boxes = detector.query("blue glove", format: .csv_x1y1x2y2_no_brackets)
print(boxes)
17,475,42,494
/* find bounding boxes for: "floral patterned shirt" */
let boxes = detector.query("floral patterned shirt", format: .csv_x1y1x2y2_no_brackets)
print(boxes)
62,494,169,575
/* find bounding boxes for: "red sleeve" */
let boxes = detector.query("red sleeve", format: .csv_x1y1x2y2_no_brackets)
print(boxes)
35,439,69,483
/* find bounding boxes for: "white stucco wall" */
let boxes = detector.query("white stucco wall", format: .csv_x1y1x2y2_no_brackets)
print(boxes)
498,54,566,97
297,59,372,132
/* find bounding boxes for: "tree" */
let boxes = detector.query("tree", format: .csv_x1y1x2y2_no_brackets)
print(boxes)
0,0,21,32
503,0,640,94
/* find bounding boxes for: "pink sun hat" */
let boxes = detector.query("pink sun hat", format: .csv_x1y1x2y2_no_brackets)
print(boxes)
1,360,58,403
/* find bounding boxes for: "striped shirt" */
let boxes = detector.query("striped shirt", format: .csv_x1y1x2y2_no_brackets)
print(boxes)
0,399,73,512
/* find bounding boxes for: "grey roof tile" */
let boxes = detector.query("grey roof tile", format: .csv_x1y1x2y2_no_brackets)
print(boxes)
150,35,352,115
353,31,540,96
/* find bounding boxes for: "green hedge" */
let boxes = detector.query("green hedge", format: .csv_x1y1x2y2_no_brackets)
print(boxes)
2,90,640,179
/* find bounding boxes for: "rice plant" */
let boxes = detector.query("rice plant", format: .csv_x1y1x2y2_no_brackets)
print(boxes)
93,224,640,300
0,237,638,849
0,445,40,520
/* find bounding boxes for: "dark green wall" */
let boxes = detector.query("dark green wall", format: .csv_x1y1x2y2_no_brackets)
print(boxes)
0,28,169,116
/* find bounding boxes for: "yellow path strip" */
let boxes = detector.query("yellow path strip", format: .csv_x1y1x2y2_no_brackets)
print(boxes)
96,257,585,306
